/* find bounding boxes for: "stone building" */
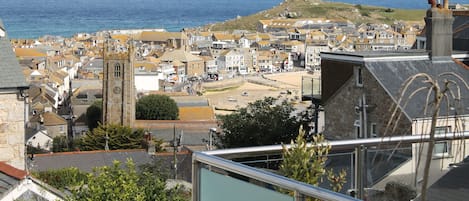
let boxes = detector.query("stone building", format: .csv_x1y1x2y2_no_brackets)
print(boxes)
102,40,135,127
0,20,29,170
320,8,469,140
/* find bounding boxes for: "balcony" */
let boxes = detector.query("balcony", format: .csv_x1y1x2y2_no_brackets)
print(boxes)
192,132,469,201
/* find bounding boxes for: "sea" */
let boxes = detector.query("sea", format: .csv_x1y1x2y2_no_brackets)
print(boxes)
1,0,469,39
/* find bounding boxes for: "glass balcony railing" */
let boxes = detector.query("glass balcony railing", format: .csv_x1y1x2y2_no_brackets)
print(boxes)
192,132,469,201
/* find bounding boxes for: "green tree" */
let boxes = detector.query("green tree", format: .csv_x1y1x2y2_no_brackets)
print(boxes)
218,97,305,148
78,124,146,151
136,94,178,120
86,100,102,130
279,127,346,194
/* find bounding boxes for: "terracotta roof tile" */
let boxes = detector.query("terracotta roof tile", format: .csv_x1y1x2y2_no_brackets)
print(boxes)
179,106,215,121
14,48,47,57
0,162,27,179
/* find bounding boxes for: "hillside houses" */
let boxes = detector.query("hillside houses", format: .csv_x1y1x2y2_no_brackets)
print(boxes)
2,17,424,146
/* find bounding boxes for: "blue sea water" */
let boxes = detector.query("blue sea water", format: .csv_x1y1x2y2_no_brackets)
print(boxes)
1,0,469,39
0,0,283,39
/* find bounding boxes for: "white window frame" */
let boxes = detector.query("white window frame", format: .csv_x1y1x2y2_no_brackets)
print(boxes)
433,126,452,158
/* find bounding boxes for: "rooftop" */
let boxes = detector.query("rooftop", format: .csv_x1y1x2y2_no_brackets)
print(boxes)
0,19,29,89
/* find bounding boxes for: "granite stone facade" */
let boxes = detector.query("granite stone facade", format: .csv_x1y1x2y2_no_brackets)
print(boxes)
322,60,412,140
0,93,25,170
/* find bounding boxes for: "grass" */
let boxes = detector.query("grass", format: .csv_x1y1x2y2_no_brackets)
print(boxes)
206,0,426,31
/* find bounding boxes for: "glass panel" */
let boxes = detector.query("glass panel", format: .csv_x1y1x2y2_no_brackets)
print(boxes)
200,168,294,201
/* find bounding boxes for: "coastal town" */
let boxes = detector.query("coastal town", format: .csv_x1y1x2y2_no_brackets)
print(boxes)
7,16,430,151
1,0,469,200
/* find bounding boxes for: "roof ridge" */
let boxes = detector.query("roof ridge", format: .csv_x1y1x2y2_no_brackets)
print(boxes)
0,162,27,179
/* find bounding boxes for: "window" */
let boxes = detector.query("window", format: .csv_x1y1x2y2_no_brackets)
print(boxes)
370,123,377,137
433,126,452,157
354,66,363,87
114,63,121,78
354,120,361,138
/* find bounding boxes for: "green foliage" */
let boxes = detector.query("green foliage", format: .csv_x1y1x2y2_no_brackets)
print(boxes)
136,94,179,120
26,144,49,154
218,97,304,148
78,124,146,151
279,127,347,193
52,136,69,152
67,159,189,201
72,160,145,201
326,169,347,192
85,100,102,130
33,167,88,190
52,136,81,152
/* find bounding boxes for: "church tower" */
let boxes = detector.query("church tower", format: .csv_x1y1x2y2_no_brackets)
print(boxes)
102,39,135,127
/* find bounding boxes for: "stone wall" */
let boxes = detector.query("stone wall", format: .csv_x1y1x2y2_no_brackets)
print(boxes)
323,66,412,140
0,93,25,170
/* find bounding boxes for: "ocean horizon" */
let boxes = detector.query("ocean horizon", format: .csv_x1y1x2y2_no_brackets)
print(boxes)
1,0,469,39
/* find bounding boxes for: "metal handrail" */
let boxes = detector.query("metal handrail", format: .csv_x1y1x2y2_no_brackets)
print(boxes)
193,152,360,201
203,132,469,159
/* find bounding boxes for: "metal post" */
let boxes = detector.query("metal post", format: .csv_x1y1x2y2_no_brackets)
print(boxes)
209,130,213,150
173,125,177,179
362,94,368,138
314,102,319,134
350,152,354,191
354,145,363,199
354,145,367,199
192,158,201,201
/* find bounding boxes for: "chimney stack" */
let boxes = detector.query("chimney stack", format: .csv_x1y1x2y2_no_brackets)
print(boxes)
425,5,454,61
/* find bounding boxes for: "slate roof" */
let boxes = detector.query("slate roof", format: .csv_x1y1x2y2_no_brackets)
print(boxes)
365,58,469,119
171,96,209,107
425,162,469,201
0,19,29,89
150,127,216,146
31,150,153,172
322,50,469,120
30,150,193,181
